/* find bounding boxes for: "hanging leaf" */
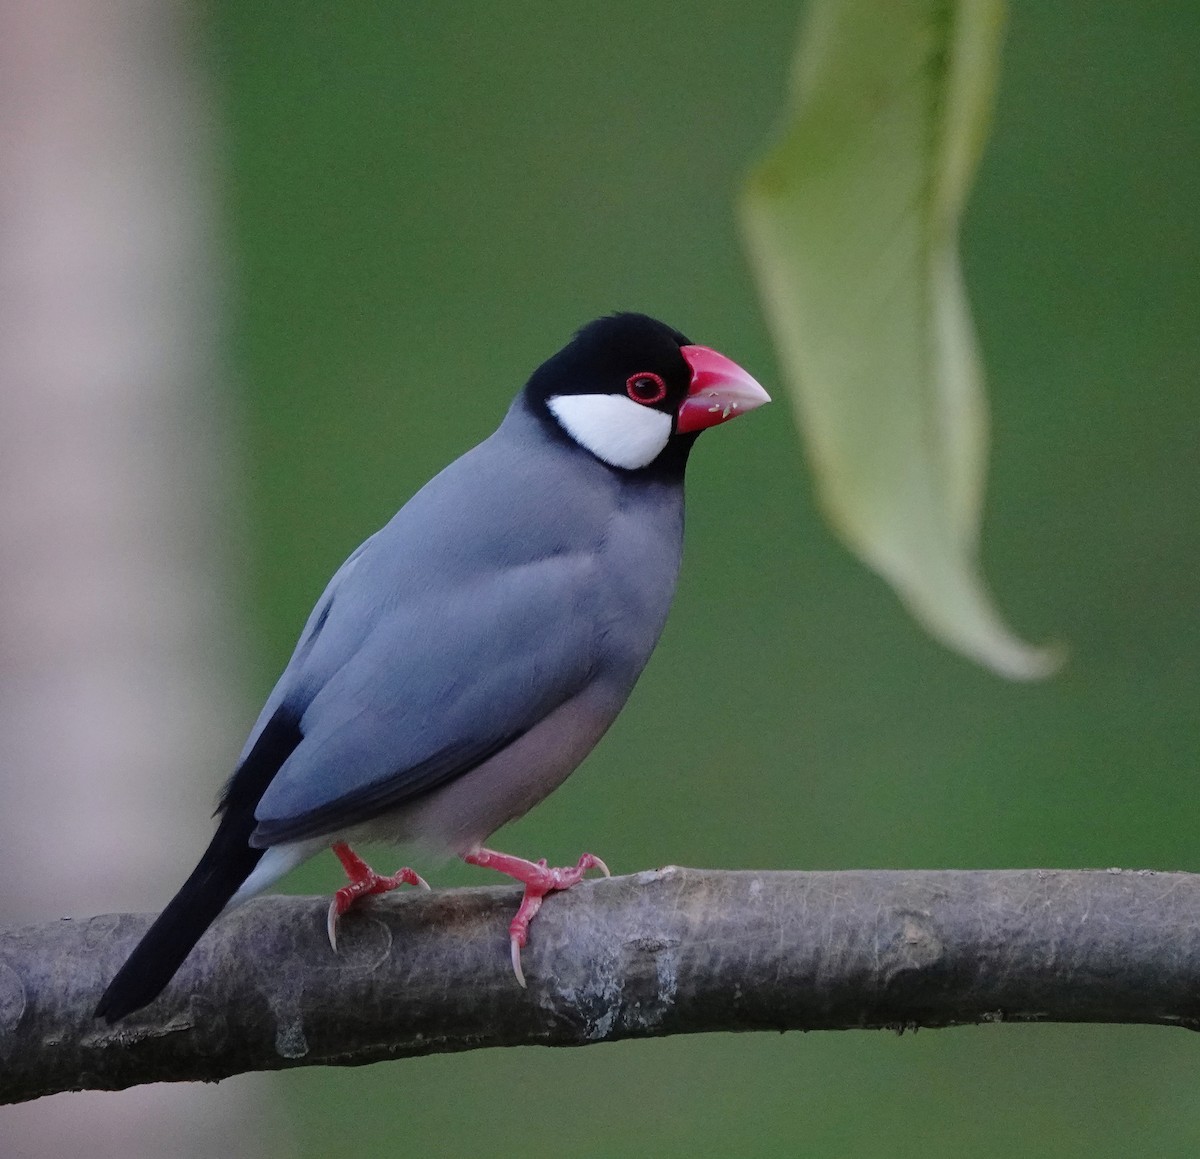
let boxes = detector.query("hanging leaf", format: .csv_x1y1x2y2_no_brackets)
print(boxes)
741,0,1060,679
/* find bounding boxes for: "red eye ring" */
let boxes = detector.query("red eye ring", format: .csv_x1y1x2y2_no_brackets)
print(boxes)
626,372,667,406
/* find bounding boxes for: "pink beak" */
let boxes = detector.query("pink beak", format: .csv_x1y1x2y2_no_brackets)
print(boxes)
676,345,771,434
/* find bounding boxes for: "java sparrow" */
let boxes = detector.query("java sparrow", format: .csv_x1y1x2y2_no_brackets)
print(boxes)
95,312,769,1021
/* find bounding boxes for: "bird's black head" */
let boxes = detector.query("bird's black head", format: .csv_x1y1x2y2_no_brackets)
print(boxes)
524,313,770,474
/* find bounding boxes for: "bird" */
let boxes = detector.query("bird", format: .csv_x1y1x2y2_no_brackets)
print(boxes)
95,312,769,1021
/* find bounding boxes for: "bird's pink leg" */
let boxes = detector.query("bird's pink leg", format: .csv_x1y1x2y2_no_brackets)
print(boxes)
463,847,610,987
327,842,430,950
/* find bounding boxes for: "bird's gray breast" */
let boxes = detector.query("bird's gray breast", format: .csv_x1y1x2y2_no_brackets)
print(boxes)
391,404,686,694
589,474,685,688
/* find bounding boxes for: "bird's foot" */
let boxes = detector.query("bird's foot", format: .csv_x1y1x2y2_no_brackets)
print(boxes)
463,847,610,987
327,842,430,951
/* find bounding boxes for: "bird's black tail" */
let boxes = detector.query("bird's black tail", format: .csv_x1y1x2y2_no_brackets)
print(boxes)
93,815,264,1022
95,708,302,1023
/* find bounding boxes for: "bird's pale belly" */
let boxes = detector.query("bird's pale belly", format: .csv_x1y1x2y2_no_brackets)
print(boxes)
345,685,623,856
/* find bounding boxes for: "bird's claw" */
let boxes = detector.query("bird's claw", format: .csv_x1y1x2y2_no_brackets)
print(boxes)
464,848,610,987
326,845,429,953
510,935,526,988
327,897,342,952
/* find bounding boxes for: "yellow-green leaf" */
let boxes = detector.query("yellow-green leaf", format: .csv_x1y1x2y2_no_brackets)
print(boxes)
741,0,1060,679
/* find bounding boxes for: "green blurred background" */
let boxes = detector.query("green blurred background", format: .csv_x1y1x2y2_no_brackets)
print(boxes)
206,2,1199,1155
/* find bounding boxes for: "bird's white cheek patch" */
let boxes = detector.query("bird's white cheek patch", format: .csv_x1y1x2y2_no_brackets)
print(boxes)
548,393,673,470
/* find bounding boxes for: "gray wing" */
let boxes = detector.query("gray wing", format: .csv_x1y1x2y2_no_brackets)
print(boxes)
248,548,600,846
234,534,378,767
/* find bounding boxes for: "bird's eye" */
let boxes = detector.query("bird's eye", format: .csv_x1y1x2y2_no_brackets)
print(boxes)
626,372,667,406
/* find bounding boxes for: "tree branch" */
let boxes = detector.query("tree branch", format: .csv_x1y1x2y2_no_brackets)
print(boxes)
4,866,1200,1104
